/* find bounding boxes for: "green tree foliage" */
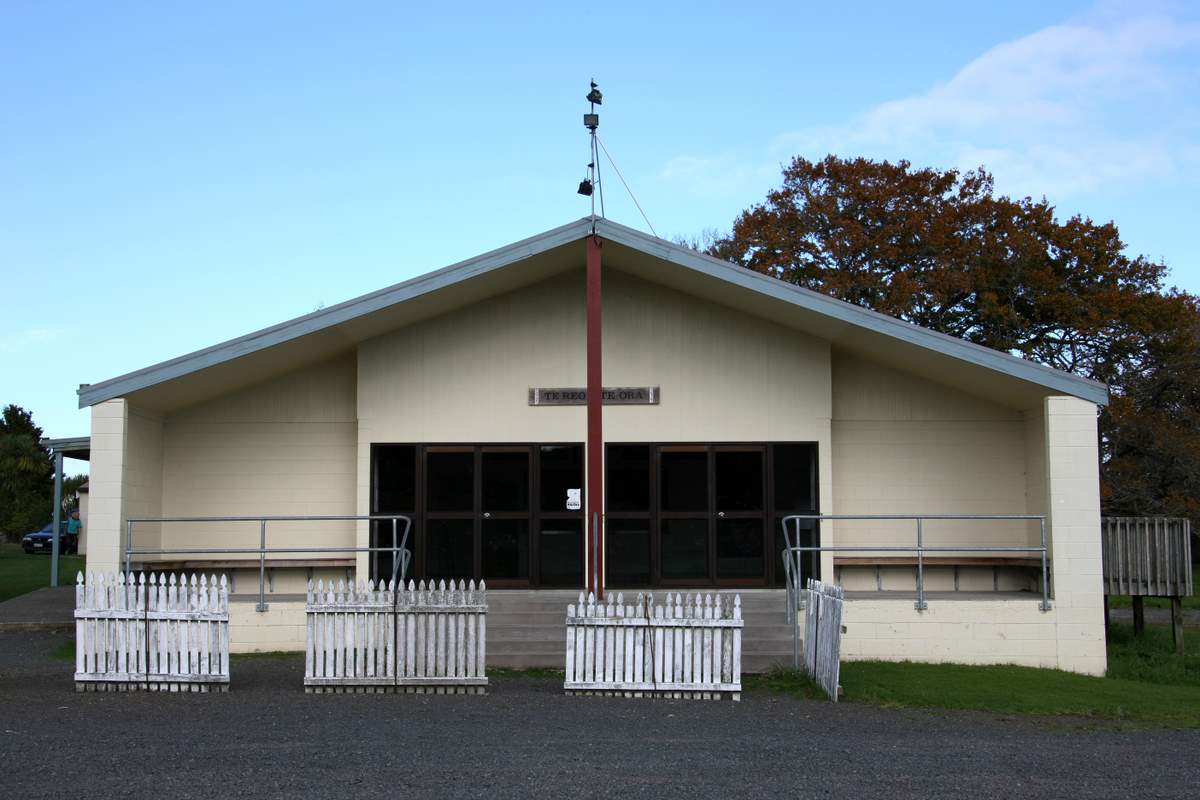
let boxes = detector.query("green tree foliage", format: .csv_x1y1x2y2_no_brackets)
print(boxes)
0,404,53,541
709,155,1200,524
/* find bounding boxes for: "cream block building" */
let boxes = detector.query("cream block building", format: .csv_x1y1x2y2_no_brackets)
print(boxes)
76,218,1109,673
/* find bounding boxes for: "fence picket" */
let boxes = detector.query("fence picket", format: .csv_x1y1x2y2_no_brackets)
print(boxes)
800,579,844,702
302,575,488,693
563,592,742,700
74,572,229,692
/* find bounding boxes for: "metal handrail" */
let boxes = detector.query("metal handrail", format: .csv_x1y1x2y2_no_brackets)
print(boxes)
124,514,412,612
780,514,1051,621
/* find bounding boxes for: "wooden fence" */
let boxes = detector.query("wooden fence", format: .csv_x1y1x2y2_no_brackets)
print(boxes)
564,592,743,700
802,578,844,702
1102,517,1193,597
305,579,488,693
74,572,230,692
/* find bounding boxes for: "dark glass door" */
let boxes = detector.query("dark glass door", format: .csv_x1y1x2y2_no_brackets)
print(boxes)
714,447,766,584
605,442,818,588
425,448,476,582
480,448,530,584
659,448,710,583
372,444,583,587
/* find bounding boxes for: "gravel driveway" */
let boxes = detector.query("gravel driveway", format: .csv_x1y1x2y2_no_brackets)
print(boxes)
2,631,1197,799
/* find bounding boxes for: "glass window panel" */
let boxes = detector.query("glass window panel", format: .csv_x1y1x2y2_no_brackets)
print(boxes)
660,451,708,512
773,444,816,512
424,519,474,580
606,519,651,586
716,518,764,578
606,445,650,512
374,445,416,513
539,519,583,587
427,451,475,512
540,445,583,513
715,450,763,511
482,451,529,512
660,518,709,579
482,519,529,580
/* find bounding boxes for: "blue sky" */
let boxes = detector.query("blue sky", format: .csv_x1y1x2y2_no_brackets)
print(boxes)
3,0,1199,462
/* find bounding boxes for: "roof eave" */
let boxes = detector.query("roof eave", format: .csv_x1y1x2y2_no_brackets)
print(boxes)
78,217,597,408
594,219,1110,407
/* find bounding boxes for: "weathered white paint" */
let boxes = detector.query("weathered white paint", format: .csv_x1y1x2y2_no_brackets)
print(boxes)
74,571,230,692
564,591,742,700
304,578,488,693
802,579,844,702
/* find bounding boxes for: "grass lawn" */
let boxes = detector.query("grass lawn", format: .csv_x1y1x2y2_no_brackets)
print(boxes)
1108,593,1199,610
0,542,84,603
747,622,1200,727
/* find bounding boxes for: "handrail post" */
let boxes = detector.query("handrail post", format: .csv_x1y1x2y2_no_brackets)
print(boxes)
915,518,927,611
125,519,133,575
1039,517,1051,611
257,519,268,612
781,518,794,624
391,518,398,587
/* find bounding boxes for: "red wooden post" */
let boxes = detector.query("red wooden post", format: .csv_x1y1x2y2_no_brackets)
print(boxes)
586,234,604,600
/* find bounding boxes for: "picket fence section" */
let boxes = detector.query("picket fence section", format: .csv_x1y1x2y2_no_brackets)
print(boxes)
305,578,488,693
564,592,743,700
74,572,230,692
802,578,844,702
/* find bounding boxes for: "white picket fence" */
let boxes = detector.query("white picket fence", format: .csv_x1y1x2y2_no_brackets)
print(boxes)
305,579,488,693
802,578,844,701
74,572,230,692
564,592,743,700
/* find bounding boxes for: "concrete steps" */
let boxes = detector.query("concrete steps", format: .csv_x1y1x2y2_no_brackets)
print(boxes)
485,589,794,673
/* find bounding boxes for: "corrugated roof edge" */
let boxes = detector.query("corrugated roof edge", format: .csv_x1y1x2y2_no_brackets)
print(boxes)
78,215,1108,408
594,218,1108,406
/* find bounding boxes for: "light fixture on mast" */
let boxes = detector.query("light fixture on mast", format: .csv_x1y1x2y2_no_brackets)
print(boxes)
578,80,604,221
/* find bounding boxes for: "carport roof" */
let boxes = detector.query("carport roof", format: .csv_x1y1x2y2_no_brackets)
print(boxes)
78,217,1108,411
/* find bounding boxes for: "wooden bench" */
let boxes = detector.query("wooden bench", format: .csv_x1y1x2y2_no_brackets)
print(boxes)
833,555,1044,592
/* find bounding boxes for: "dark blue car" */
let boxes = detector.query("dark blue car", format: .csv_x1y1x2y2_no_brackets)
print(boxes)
20,523,77,555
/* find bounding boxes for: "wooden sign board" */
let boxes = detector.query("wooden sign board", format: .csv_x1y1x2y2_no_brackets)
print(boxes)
528,387,660,406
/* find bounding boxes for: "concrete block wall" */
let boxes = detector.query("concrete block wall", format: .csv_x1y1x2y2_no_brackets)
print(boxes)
85,400,163,575
1041,396,1106,676
841,599,1061,668
228,600,308,653
830,354,1035,555
85,400,129,575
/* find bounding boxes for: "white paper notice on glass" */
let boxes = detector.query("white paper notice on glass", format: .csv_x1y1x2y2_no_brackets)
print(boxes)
566,488,582,511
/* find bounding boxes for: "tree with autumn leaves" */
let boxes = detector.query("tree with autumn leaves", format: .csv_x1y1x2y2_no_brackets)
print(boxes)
708,155,1200,524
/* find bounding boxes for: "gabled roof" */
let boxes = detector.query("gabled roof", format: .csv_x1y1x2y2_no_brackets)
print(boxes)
79,217,1107,410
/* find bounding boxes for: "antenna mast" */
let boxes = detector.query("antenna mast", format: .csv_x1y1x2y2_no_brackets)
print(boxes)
578,80,605,227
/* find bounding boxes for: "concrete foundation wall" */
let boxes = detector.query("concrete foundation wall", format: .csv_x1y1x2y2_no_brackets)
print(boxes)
842,598,1063,668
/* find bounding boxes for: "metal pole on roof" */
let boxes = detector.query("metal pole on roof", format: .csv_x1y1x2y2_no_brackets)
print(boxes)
50,449,63,587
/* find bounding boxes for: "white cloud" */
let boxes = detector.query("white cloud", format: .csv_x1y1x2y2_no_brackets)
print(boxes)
664,3,1200,203
0,327,68,352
